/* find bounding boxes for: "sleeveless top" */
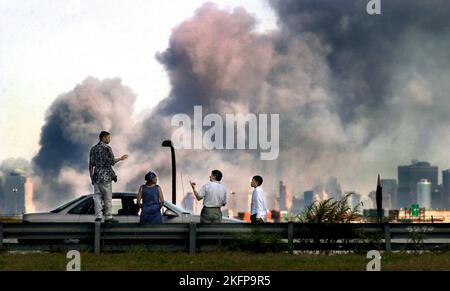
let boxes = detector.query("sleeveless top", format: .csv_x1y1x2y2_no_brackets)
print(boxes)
140,185,162,224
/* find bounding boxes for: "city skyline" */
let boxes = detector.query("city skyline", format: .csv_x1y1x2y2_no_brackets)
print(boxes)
3,158,450,215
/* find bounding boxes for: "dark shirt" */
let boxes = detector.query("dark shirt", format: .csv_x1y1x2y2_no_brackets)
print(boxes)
89,142,116,184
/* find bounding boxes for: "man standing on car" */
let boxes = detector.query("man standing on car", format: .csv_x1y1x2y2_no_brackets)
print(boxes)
190,170,227,224
89,131,128,223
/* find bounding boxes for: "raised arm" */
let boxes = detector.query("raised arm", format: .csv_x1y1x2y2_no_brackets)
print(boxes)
190,181,203,201
114,154,129,164
108,146,128,164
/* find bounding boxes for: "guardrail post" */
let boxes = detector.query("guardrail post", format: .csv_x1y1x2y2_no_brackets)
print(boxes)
0,223,3,249
288,222,294,254
95,221,101,255
384,223,391,252
189,223,197,255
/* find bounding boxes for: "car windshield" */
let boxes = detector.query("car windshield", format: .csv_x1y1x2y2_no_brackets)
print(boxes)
51,196,86,213
165,200,190,214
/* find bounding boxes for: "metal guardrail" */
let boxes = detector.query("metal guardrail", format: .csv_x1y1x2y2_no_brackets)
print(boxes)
1,223,450,254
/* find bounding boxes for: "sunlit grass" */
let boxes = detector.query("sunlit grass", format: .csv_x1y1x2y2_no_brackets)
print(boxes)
0,251,449,271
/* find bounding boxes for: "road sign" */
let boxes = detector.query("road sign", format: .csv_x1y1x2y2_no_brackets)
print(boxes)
412,204,420,217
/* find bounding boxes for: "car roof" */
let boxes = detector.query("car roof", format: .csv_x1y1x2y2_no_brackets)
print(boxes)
83,192,138,198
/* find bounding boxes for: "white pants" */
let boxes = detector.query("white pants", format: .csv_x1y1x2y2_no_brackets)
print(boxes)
93,182,112,220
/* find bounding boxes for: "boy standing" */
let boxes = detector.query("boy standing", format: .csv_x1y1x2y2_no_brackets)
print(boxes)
250,176,267,224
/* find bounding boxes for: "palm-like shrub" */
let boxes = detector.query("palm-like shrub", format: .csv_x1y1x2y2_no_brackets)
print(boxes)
293,194,362,254
294,193,360,224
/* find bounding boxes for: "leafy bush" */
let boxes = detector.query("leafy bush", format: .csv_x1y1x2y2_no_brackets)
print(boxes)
294,193,360,224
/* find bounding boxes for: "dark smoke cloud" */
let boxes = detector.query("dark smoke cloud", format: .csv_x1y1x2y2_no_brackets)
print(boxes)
32,77,136,209
268,0,450,194
27,1,450,211
138,1,450,209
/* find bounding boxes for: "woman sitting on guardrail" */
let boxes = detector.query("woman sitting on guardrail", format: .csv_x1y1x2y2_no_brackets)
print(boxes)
137,171,164,224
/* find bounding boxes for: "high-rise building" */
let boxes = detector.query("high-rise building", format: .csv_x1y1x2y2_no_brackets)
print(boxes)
303,191,314,209
324,177,343,200
442,170,450,209
279,181,292,211
181,192,195,213
368,191,376,209
0,176,4,214
312,177,343,201
381,179,398,209
350,192,362,212
398,161,438,208
417,179,432,209
432,186,441,209
291,196,303,215
3,170,31,215
279,181,286,211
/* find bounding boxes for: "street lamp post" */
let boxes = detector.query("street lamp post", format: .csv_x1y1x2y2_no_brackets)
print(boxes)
162,140,177,205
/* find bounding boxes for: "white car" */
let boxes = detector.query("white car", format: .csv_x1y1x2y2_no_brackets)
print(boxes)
23,192,243,224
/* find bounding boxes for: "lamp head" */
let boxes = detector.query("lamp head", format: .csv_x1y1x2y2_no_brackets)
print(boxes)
162,140,173,147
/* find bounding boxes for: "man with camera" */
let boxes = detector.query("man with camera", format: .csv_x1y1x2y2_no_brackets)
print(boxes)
89,131,128,223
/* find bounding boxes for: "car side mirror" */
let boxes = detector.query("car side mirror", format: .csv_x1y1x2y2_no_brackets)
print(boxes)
164,209,178,218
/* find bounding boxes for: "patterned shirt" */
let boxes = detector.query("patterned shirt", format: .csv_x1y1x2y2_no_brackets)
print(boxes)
89,142,116,184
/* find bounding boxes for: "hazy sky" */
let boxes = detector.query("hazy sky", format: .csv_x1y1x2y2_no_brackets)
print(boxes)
0,0,277,162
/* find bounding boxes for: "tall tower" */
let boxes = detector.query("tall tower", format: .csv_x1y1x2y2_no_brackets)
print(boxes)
303,191,314,209
279,181,287,211
398,161,438,208
381,179,398,209
0,176,4,214
181,192,195,213
3,170,27,215
417,179,432,209
442,170,450,209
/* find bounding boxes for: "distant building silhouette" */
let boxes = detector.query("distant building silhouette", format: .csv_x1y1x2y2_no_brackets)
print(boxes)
279,181,292,211
181,192,195,213
417,179,432,209
291,196,303,215
398,161,438,208
313,177,343,201
432,186,442,209
442,170,450,209
2,170,32,215
0,177,4,214
303,191,314,209
368,191,376,209
351,192,362,212
381,179,398,209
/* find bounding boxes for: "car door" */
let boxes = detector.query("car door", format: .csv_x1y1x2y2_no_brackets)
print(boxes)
122,197,140,223
67,197,95,222
72,197,129,223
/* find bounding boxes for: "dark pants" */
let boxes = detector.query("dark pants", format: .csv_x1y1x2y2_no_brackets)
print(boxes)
201,207,222,224
251,214,265,225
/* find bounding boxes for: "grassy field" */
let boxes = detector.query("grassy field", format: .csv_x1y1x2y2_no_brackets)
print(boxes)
0,251,449,271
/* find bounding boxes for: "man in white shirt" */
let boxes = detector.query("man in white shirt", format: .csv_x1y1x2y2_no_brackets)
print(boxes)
250,176,267,224
190,170,227,224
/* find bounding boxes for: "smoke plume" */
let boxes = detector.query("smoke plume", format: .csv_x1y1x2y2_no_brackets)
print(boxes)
22,1,450,211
